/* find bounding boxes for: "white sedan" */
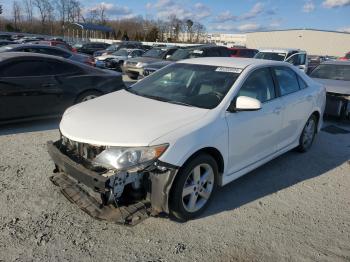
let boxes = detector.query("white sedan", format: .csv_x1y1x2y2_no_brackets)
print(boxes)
48,58,326,222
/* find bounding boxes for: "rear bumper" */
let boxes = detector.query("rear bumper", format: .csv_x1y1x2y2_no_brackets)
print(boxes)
47,141,108,192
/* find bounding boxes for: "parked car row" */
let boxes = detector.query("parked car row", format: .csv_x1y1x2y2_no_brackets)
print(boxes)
0,52,125,124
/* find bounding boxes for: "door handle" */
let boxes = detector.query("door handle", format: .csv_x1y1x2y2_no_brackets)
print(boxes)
41,83,56,88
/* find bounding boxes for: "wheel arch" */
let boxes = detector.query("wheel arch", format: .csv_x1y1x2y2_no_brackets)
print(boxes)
74,89,103,104
310,109,321,132
179,147,225,178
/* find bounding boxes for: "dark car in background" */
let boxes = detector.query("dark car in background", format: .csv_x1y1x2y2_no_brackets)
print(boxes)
228,47,258,58
123,46,179,79
32,40,77,52
310,60,350,119
0,40,14,47
77,42,110,55
93,41,144,57
142,45,231,77
0,44,94,66
0,52,125,124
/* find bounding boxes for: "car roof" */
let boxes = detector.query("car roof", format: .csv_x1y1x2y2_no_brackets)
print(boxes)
321,60,350,65
0,51,67,61
178,57,287,69
258,48,306,53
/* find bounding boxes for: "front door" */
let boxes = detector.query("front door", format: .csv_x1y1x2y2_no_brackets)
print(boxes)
225,67,283,179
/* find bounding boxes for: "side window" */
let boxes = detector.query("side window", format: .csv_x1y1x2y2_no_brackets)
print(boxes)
298,54,306,65
0,60,54,77
237,68,276,103
42,48,70,58
274,67,300,96
219,48,230,57
297,75,308,89
48,60,82,75
206,49,220,57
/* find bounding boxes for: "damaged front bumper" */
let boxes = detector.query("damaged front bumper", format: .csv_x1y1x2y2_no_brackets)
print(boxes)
47,140,178,225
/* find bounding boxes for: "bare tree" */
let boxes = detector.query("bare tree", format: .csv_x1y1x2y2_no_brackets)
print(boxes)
12,1,22,30
33,0,54,32
22,0,33,24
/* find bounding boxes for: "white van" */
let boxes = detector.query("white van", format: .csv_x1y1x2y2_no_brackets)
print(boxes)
255,48,308,73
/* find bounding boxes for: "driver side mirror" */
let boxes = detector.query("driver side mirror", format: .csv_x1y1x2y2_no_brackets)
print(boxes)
228,96,262,112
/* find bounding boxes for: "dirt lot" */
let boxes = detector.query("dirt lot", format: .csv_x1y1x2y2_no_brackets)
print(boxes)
0,117,349,262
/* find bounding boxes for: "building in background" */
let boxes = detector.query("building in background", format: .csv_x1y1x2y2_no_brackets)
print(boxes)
207,29,350,57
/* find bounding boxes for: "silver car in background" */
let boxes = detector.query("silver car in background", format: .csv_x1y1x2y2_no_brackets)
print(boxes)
310,60,350,119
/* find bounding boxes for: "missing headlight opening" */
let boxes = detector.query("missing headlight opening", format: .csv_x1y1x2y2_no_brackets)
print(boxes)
48,136,177,226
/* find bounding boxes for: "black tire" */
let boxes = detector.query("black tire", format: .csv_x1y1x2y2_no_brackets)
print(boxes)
297,114,317,152
169,154,218,221
75,90,101,104
127,73,139,80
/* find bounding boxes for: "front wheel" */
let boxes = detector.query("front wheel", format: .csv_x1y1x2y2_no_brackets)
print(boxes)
169,154,218,221
297,114,317,152
75,91,101,104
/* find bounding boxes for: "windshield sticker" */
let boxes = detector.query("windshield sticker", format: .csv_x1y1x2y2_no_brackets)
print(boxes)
215,67,242,73
192,50,204,54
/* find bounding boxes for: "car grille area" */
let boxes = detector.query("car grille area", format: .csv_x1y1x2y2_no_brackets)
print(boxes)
61,136,106,163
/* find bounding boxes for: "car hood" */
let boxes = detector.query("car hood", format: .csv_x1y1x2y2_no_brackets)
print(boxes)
60,90,209,147
313,78,350,95
145,60,174,70
127,56,162,64
96,55,126,61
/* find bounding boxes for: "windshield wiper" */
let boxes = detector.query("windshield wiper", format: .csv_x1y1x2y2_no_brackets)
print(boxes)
166,100,194,107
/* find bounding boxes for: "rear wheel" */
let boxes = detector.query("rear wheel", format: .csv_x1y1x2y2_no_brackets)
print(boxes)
169,154,218,221
75,90,101,104
297,114,317,152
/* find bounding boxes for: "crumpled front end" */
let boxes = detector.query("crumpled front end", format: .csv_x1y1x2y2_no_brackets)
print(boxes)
47,136,178,225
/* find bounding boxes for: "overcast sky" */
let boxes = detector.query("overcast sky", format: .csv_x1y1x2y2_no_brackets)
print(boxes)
1,0,350,33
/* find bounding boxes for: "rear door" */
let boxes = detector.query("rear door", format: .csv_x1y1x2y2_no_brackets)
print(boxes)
272,66,313,150
0,59,62,121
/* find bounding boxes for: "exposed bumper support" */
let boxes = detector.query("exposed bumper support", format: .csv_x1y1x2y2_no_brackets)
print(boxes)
47,140,180,222
47,141,108,192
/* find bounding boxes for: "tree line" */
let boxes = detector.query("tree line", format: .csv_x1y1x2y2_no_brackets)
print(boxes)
2,0,207,43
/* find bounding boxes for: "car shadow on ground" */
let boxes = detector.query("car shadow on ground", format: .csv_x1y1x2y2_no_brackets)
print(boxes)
0,118,59,136
199,121,350,220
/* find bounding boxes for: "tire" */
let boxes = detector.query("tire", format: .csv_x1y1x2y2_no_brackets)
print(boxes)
75,90,101,104
169,154,218,221
297,114,317,152
127,73,139,80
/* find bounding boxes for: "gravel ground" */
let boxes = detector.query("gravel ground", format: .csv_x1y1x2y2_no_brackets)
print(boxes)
0,117,349,262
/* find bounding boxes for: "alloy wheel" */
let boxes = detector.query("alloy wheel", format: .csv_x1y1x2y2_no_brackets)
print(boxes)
181,163,214,213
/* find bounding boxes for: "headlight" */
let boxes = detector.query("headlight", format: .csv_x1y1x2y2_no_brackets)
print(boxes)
92,144,168,171
136,62,147,68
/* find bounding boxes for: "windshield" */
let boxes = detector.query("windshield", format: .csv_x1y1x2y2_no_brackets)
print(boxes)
0,45,13,52
255,52,286,61
112,49,128,56
106,44,119,51
143,48,166,58
126,63,240,109
168,49,204,61
311,64,350,81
